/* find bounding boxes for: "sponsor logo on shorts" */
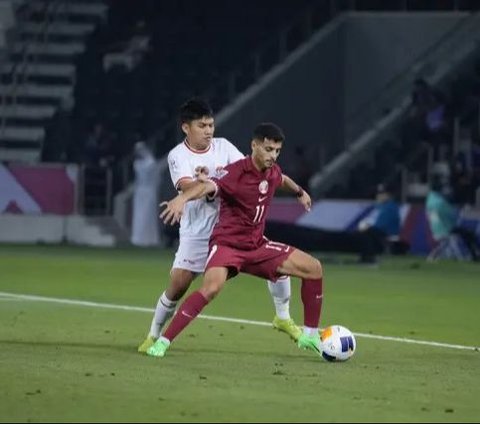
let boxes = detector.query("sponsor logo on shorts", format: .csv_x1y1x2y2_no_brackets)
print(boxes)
183,259,196,265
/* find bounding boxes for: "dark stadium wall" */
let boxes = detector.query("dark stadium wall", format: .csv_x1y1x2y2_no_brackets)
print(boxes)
217,19,344,166
217,12,468,167
343,12,469,128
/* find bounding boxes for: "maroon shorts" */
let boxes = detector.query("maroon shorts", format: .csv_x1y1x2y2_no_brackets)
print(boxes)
205,240,294,281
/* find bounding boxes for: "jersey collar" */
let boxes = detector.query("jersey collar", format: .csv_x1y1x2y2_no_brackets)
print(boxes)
246,155,269,177
184,138,211,154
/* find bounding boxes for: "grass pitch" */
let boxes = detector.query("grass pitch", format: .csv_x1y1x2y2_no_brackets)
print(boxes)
0,245,479,422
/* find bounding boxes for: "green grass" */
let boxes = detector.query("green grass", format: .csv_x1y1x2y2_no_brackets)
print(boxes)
0,244,479,423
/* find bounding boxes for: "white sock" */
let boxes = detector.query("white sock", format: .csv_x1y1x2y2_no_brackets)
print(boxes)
303,326,318,337
267,276,291,320
159,336,171,346
149,292,177,338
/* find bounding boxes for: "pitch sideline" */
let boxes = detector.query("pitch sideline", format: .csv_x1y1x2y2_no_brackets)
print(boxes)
0,291,477,351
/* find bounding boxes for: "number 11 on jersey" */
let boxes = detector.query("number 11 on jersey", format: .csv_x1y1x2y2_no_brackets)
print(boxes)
253,204,265,223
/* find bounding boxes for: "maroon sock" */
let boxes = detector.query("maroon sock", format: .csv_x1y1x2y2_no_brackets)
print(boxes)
301,278,323,328
163,291,209,342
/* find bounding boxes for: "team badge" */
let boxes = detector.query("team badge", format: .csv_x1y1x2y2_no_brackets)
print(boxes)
215,166,229,179
259,180,269,194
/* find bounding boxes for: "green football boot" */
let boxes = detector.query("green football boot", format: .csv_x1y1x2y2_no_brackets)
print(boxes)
297,333,322,357
137,335,156,353
272,316,302,342
146,338,170,358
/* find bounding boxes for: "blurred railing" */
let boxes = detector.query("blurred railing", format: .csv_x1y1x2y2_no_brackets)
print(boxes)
150,0,480,157
385,142,434,203
0,0,64,142
79,164,113,215
310,10,480,198
344,12,480,152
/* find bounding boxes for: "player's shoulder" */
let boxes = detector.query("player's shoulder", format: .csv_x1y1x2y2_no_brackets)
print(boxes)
167,141,187,159
213,156,247,180
268,163,283,184
225,155,248,171
211,137,236,150
272,162,283,174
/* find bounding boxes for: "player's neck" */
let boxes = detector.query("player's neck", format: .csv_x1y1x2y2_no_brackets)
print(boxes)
251,156,267,173
185,138,209,152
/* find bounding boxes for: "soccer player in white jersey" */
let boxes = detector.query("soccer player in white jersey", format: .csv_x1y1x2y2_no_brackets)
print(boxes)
138,98,301,352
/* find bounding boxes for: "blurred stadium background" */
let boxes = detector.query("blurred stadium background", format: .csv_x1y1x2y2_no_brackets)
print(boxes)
1,0,479,422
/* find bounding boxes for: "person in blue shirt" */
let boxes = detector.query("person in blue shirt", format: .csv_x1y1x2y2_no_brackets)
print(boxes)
358,184,401,264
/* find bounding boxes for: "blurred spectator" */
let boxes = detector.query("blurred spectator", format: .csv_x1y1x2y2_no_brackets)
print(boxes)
131,141,159,247
426,177,479,261
425,90,450,160
426,178,457,241
404,78,451,160
452,136,480,205
410,78,435,119
283,146,313,192
402,78,435,152
103,20,150,72
426,92,446,133
84,122,115,167
357,184,401,265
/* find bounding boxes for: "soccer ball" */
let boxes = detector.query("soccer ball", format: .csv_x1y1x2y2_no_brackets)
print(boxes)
320,325,356,362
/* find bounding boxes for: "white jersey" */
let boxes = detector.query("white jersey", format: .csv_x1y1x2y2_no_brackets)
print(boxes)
168,137,244,241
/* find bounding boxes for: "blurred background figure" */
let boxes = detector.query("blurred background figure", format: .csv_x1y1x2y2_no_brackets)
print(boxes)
282,145,313,192
426,176,479,261
131,141,159,247
83,122,115,167
357,184,401,265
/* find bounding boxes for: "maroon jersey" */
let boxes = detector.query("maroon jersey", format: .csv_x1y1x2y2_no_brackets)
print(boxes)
209,156,283,250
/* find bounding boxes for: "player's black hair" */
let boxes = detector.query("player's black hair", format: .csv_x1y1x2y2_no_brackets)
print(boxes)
253,122,285,143
179,98,213,124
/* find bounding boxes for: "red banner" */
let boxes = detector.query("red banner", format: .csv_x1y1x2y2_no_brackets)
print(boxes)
0,163,79,215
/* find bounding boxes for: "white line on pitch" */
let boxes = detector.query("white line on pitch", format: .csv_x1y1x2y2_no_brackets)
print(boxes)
0,291,478,352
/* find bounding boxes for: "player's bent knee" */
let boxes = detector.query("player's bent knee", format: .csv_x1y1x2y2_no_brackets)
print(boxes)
310,258,323,279
199,284,222,302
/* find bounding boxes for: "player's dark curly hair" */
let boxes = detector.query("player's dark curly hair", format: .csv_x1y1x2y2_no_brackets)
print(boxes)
253,122,285,143
179,98,213,124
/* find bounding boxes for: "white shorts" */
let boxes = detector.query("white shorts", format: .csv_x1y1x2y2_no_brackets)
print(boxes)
172,238,210,274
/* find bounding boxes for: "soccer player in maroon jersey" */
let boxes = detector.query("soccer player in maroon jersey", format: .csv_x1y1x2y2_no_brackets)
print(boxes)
147,123,324,358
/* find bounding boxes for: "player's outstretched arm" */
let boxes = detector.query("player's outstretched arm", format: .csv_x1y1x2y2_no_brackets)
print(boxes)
159,180,216,225
281,174,311,211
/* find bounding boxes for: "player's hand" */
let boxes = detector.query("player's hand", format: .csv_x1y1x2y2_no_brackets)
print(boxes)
159,195,186,225
194,166,209,182
298,191,312,212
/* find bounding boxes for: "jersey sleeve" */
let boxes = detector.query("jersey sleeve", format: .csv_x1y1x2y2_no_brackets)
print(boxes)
272,164,283,189
168,150,193,190
210,162,240,199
